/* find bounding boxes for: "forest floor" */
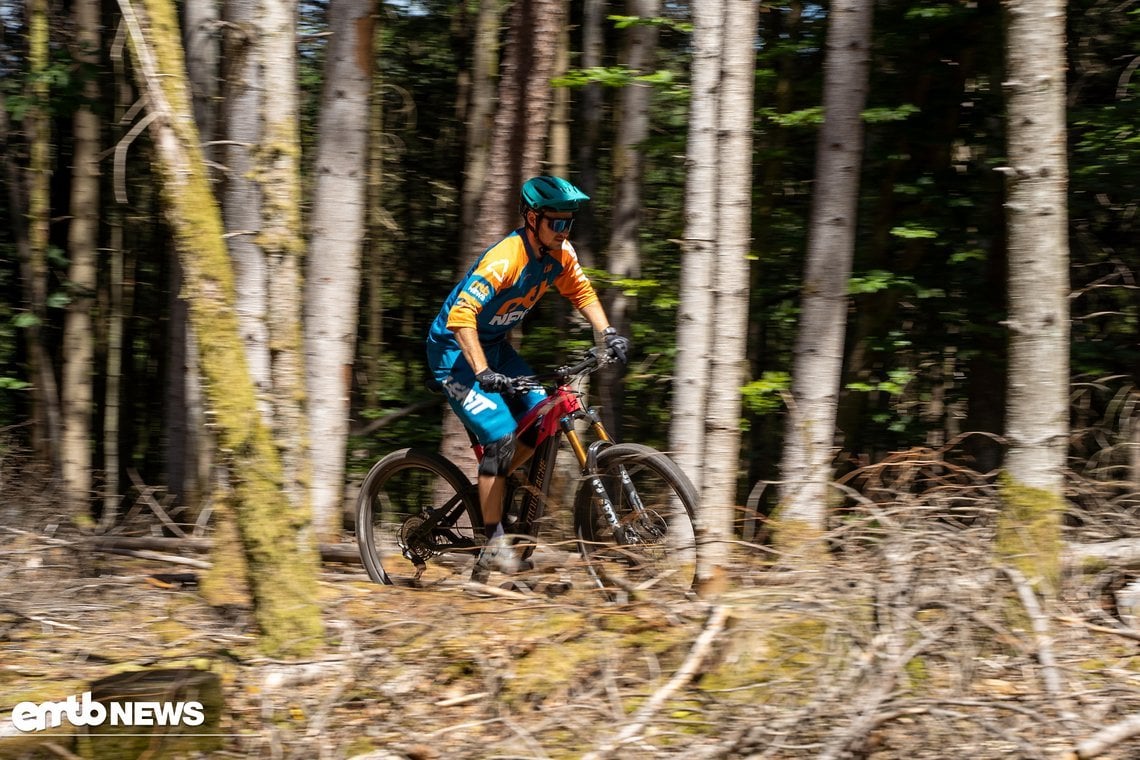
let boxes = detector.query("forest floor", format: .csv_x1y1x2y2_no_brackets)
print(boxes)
3,453,1140,760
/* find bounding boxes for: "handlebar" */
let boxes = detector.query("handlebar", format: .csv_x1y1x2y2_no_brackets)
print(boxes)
509,347,618,393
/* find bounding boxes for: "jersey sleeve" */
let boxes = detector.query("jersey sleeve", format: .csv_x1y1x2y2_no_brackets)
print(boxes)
445,241,524,331
553,243,599,311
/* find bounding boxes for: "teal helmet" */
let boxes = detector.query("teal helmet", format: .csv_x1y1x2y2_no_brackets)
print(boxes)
520,176,590,215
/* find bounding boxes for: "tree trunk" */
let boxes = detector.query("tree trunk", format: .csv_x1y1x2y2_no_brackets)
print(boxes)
305,0,373,539
548,24,571,176
25,0,62,475
117,0,324,657
670,0,725,498
221,0,269,414
360,13,388,414
475,0,565,242
184,0,219,155
998,0,1070,592
61,0,102,518
169,0,220,515
701,0,758,586
261,0,309,519
597,0,660,434
459,0,502,258
574,0,606,267
774,0,874,556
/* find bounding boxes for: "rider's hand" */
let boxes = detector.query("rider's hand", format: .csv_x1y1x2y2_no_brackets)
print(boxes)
603,327,632,366
476,368,516,396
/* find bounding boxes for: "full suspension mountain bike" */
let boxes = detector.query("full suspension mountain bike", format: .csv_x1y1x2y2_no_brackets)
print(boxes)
355,347,699,599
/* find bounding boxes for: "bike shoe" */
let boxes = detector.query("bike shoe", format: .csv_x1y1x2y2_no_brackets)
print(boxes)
471,536,532,582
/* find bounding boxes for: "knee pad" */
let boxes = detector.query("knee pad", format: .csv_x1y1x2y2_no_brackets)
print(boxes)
478,433,516,477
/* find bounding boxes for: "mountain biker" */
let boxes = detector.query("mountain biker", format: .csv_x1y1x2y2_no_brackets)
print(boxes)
426,175,632,581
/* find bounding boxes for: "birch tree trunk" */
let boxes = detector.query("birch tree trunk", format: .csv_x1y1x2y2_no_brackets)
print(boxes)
597,0,660,434
670,0,758,591
61,0,101,516
118,0,324,656
221,0,269,414
701,0,758,585
261,0,308,518
670,0,724,498
774,0,873,556
305,0,373,538
997,0,1070,591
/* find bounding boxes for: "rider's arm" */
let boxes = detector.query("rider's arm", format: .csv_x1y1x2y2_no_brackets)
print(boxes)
578,300,612,335
453,326,491,375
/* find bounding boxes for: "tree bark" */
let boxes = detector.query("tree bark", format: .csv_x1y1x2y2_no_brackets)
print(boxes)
221,0,269,414
597,0,660,434
701,0,758,584
459,0,502,259
25,0,62,475
998,0,1070,591
117,0,324,657
305,0,373,539
261,0,309,520
574,0,606,268
775,0,874,554
669,0,724,499
60,0,102,518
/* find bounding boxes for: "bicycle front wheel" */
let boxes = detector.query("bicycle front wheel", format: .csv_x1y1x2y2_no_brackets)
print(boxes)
356,448,482,586
573,443,699,601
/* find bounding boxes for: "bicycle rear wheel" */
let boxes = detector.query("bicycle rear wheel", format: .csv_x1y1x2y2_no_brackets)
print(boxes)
356,448,482,586
573,443,699,601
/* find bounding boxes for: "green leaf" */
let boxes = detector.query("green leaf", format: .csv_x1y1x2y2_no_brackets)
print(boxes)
862,104,920,123
741,372,791,415
13,313,39,328
47,291,71,309
889,224,939,240
0,377,31,390
848,270,895,294
763,106,823,127
608,14,693,33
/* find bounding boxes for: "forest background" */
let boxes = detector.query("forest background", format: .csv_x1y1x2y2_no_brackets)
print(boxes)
2,0,1139,589
5,0,1136,535
3,0,1140,756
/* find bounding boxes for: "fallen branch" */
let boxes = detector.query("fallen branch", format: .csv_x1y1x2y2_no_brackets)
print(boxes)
1067,712,1140,759
127,468,188,538
1002,566,1079,727
582,604,729,760
87,535,361,565
1066,538,1140,571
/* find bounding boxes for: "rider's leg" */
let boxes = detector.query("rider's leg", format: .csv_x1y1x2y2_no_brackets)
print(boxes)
477,432,515,538
478,475,507,526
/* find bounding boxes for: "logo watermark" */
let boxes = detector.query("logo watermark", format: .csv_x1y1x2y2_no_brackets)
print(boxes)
10,691,205,733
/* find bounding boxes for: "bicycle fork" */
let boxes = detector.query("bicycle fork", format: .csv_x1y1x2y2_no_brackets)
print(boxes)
561,408,647,544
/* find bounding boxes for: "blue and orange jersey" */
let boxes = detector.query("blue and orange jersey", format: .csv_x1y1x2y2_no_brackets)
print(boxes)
427,230,598,369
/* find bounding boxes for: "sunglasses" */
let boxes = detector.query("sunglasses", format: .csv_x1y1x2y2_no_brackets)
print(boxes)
544,216,575,234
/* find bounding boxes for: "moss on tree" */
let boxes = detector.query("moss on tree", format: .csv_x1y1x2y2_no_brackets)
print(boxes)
995,471,1064,594
125,0,325,657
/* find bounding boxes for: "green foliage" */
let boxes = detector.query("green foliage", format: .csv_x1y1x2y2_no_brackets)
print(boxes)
742,372,790,415
846,368,915,397
608,14,693,34
861,104,920,123
761,106,823,128
553,66,676,89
